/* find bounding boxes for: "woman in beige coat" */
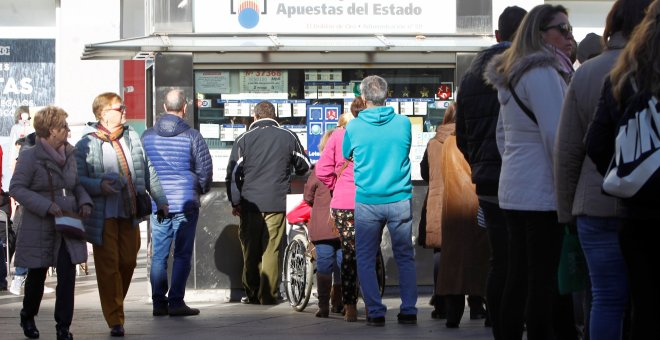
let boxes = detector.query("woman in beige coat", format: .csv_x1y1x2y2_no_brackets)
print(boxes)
420,103,490,328
10,106,93,340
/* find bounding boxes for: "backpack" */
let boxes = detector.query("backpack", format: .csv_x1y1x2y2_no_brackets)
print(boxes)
602,79,660,201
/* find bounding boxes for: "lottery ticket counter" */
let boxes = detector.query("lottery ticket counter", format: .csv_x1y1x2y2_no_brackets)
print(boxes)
82,1,497,298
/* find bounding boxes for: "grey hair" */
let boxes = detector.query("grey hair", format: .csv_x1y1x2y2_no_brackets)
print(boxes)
360,75,388,106
164,88,187,112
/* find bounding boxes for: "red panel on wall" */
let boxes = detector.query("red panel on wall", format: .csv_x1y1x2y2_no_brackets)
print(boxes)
123,60,146,120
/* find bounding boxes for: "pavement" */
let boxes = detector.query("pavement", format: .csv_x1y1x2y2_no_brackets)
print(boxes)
1,233,494,340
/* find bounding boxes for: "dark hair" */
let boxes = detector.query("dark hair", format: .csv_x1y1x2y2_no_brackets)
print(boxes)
14,106,30,123
254,101,276,119
350,96,367,117
603,0,652,43
498,6,528,42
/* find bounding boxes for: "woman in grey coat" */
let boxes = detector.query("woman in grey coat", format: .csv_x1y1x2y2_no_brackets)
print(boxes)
9,106,93,340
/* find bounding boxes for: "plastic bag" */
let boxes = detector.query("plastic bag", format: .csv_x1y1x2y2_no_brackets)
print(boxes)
286,200,311,225
558,225,588,295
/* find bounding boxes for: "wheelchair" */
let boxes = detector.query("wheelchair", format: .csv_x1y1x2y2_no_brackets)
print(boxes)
282,219,386,312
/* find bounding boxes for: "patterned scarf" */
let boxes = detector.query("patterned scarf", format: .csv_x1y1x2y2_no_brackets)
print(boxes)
95,124,137,216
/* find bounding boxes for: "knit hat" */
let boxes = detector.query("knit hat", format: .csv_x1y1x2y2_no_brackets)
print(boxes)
577,33,603,64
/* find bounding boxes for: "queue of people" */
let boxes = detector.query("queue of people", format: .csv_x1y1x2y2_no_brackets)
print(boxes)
3,1,660,339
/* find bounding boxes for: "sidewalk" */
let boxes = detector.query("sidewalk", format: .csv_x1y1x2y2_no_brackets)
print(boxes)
0,236,493,340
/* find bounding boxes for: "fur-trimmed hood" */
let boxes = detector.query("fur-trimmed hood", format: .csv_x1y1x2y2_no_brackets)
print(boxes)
484,49,566,91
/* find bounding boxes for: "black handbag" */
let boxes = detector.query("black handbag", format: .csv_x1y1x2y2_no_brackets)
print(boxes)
47,170,86,239
136,193,153,218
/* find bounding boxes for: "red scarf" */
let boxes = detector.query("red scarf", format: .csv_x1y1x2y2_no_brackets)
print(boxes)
95,124,137,216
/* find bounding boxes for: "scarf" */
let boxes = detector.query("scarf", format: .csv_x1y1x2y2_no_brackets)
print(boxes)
551,45,575,81
95,124,137,216
39,137,66,167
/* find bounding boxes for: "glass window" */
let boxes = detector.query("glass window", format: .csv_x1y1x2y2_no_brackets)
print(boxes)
194,67,455,182
149,0,193,33
456,0,492,34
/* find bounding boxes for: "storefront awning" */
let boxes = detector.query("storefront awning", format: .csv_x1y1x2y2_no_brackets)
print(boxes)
81,33,495,60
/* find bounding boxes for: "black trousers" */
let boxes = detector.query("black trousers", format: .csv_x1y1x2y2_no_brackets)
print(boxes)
620,217,660,340
480,200,508,340
500,210,563,340
22,243,76,328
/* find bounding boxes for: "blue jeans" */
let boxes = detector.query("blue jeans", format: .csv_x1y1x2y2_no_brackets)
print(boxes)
314,241,342,275
15,266,28,276
355,199,417,318
578,216,628,340
150,209,199,308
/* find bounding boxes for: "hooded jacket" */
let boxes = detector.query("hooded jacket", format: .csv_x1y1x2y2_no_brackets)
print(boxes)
456,42,510,197
342,105,412,204
142,113,213,214
76,123,168,245
484,49,568,211
315,128,356,210
226,118,310,212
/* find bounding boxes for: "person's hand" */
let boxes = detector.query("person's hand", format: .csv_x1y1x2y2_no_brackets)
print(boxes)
232,205,241,217
158,204,169,216
100,179,119,195
48,202,63,217
79,204,92,218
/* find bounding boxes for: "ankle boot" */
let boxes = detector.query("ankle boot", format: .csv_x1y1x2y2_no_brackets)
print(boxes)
20,312,39,339
315,274,332,318
56,325,73,340
468,295,487,320
344,304,357,322
330,284,343,314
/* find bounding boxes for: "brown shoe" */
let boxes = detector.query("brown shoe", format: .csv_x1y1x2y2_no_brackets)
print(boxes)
330,284,343,314
344,304,357,322
315,274,332,318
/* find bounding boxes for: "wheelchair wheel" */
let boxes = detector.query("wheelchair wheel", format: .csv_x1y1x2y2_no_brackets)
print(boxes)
283,234,314,311
376,250,386,297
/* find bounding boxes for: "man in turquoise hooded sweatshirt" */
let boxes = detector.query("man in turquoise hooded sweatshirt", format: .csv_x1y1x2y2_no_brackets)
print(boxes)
342,75,417,326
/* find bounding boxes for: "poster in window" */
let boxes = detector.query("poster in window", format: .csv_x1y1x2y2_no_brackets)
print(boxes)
195,71,230,94
240,70,288,97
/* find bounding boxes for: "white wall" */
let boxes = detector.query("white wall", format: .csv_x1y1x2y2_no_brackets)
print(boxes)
57,0,121,126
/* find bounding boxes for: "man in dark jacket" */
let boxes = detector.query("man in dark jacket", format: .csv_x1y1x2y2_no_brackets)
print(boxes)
454,6,526,339
142,88,213,316
226,101,310,305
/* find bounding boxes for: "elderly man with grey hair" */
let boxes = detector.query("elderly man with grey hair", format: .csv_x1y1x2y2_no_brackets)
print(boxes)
342,75,417,326
142,88,213,317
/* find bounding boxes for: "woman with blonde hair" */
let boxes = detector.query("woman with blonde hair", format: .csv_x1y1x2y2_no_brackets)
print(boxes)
75,92,168,337
587,0,660,337
485,4,575,339
10,106,93,340
315,97,362,321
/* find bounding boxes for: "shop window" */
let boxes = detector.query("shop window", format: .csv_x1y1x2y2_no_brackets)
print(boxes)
194,68,454,182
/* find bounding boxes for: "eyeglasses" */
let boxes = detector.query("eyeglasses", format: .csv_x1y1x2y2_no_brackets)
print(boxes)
106,104,127,113
541,23,573,38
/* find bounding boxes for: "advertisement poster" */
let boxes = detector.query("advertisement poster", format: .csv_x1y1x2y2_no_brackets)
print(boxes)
239,70,288,97
195,71,230,93
306,105,339,163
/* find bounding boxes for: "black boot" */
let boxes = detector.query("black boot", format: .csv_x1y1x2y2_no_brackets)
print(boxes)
20,312,40,339
468,295,487,320
431,295,446,319
56,325,73,340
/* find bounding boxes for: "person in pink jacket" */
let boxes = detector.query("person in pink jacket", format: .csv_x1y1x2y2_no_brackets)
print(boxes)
315,98,365,322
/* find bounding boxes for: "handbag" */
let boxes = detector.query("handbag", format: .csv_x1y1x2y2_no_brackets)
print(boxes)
47,169,86,239
557,225,588,295
136,192,153,218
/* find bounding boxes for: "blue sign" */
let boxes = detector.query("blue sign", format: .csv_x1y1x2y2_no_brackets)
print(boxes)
307,105,339,163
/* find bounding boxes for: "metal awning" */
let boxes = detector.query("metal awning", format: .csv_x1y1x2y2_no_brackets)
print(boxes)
82,33,495,60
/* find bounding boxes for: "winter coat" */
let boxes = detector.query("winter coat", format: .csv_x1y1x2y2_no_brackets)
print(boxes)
315,128,356,210
10,138,93,268
435,135,490,296
226,118,310,212
343,106,412,204
303,168,338,242
75,123,168,246
142,113,213,213
554,33,628,223
484,49,569,211
456,42,509,196
419,123,455,248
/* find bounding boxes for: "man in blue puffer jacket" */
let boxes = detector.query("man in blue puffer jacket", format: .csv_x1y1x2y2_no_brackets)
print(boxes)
142,88,213,317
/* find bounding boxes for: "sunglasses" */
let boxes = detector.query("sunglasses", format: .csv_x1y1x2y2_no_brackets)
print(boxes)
106,104,127,113
541,23,573,38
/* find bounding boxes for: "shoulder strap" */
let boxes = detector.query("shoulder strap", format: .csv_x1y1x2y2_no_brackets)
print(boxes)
46,167,55,202
508,82,538,125
336,159,352,179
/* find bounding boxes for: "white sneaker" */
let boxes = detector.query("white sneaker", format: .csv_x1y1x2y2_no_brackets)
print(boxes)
43,285,55,294
9,275,25,295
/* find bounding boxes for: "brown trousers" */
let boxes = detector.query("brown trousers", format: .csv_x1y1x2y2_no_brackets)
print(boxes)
93,218,140,327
